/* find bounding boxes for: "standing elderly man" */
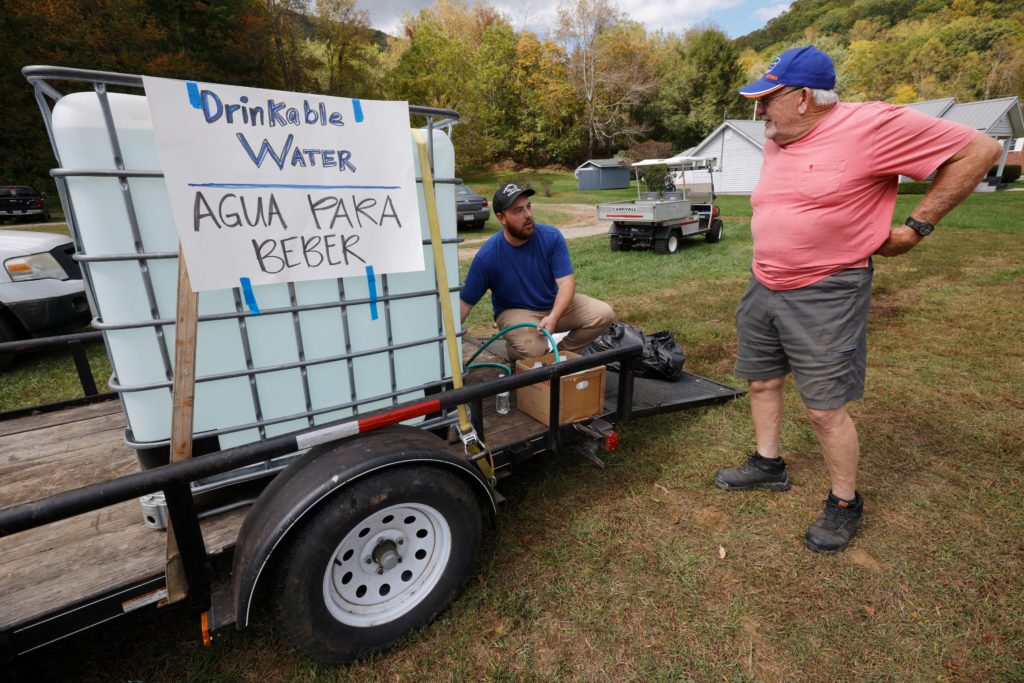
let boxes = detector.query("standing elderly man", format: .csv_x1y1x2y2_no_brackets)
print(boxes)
460,182,614,360
714,46,1002,554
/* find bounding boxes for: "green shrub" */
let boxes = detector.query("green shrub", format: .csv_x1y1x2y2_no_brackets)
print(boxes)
638,164,670,192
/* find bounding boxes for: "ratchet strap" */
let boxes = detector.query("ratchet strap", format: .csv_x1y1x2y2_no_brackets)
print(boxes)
413,130,494,483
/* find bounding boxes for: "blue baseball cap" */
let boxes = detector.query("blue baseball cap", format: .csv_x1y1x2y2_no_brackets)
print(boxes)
739,46,836,98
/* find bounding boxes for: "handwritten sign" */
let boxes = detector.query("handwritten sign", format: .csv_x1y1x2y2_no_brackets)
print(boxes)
143,77,424,292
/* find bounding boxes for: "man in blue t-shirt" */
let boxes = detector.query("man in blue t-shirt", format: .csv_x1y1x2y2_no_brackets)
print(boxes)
460,182,614,360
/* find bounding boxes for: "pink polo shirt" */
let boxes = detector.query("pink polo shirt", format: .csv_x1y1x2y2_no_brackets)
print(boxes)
750,101,979,290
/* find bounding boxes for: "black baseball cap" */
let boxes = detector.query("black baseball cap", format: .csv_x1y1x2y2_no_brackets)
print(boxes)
492,183,536,215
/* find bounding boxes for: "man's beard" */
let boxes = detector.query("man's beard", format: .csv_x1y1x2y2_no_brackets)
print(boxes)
506,220,534,241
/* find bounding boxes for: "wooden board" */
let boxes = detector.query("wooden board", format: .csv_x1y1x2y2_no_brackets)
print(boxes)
0,401,245,631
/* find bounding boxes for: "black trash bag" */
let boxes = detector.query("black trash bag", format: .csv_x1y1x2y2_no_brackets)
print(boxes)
583,322,686,380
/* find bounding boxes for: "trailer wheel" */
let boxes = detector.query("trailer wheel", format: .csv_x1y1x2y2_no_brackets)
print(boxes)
270,465,482,663
653,232,680,254
706,219,724,243
609,235,623,251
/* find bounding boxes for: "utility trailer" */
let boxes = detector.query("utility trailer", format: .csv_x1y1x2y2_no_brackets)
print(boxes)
0,66,743,667
597,156,724,254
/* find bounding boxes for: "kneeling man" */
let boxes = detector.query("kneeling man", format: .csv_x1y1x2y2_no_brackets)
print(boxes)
459,183,614,360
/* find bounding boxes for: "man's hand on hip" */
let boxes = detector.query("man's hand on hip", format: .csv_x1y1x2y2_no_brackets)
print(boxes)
874,226,923,257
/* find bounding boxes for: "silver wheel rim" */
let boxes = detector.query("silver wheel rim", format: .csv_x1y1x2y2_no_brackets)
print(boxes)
322,502,452,627
668,234,679,252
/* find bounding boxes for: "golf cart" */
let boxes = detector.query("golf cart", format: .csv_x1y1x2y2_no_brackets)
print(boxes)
597,155,723,254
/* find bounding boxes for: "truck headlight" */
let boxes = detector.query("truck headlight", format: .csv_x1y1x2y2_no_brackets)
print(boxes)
4,252,69,281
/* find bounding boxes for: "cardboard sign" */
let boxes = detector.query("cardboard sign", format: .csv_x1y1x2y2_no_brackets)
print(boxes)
143,77,424,292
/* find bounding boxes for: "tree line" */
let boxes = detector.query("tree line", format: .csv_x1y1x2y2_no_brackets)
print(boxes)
1,0,1022,191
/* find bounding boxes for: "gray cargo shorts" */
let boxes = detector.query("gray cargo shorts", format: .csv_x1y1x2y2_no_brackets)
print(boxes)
734,266,873,410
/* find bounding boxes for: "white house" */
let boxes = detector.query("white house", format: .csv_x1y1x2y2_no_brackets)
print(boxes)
688,120,765,194
688,96,1024,194
904,96,1024,188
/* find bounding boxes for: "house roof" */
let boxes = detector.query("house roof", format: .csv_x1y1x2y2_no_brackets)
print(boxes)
906,96,1023,137
904,98,956,118
691,120,766,155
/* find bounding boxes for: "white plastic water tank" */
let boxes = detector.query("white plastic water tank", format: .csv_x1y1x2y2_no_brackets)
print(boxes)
51,91,460,449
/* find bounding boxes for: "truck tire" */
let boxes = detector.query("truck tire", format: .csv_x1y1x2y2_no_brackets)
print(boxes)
706,219,724,244
0,314,22,371
270,464,483,663
653,232,680,254
609,235,623,251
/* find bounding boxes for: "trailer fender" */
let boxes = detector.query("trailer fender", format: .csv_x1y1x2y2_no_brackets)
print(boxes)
230,425,497,629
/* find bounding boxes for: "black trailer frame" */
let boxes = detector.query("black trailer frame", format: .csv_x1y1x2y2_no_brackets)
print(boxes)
0,341,742,661
1,66,744,664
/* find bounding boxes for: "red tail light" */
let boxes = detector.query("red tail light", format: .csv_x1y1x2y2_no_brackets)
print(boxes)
602,431,619,452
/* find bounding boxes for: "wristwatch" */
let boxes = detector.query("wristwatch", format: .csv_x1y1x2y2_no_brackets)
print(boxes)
904,216,935,237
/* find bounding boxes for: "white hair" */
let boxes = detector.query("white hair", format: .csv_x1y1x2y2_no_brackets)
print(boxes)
811,89,839,106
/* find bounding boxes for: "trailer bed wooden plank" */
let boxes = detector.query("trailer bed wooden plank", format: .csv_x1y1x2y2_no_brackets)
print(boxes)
0,402,245,632
0,399,122,438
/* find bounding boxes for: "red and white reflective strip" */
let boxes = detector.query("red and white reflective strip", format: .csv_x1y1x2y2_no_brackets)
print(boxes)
295,399,442,450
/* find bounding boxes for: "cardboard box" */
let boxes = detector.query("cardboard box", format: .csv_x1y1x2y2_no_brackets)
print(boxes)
515,351,606,425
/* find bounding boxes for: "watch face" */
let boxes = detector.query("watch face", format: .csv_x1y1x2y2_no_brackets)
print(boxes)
906,218,934,236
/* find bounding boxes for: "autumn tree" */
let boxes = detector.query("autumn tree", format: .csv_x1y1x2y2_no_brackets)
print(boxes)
648,27,745,149
307,0,379,96
510,32,583,165
556,0,622,158
263,0,311,91
385,1,512,167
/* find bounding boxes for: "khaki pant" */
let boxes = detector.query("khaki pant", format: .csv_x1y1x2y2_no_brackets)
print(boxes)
495,294,614,361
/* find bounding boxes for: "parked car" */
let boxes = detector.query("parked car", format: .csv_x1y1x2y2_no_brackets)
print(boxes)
455,182,489,230
0,230,91,368
0,185,51,223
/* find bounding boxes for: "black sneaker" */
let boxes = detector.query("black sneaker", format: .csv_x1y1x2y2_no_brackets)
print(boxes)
714,452,791,491
804,493,863,554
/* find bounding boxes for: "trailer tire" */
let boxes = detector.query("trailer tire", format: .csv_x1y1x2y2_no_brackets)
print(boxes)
706,219,724,244
609,235,624,251
653,232,680,254
270,464,482,663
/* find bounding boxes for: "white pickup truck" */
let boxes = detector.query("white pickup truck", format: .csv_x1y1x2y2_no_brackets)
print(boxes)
0,229,91,361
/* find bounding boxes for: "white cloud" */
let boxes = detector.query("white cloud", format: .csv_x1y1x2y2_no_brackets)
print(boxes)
359,0,771,39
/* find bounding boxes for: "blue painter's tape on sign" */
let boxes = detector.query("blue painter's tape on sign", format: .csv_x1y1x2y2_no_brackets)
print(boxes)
365,265,378,320
352,99,364,123
240,277,260,315
186,81,202,109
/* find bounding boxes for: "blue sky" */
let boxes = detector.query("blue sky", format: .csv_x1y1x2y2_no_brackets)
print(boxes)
357,0,791,40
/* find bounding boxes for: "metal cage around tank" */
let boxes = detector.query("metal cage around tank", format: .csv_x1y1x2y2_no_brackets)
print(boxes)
23,65,467,482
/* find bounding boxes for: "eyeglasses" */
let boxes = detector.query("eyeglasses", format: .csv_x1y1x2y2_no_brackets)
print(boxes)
758,87,803,108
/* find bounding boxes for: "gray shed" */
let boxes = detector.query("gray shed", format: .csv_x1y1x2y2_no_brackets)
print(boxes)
575,159,631,190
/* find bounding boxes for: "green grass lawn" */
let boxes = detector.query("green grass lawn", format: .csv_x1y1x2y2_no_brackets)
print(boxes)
6,183,1024,682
